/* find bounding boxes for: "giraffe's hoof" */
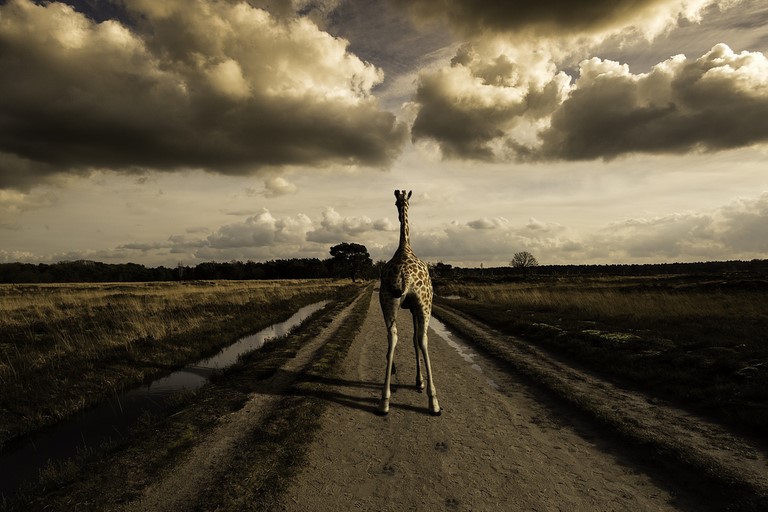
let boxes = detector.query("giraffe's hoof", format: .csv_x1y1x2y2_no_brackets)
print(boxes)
429,397,441,416
375,409,389,416
377,399,390,416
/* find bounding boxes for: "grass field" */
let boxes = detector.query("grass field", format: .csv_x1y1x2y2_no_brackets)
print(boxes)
0,279,361,449
5,284,373,510
434,274,768,438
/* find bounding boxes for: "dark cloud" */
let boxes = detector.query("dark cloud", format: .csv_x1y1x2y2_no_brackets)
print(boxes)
412,78,516,161
0,0,407,190
410,43,569,160
540,44,768,160
391,0,693,36
411,42,768,162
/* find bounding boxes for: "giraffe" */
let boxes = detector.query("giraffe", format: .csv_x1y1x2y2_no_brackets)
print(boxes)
377,190,441,416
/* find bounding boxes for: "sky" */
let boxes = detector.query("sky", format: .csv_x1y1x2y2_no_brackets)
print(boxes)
0,0,767,268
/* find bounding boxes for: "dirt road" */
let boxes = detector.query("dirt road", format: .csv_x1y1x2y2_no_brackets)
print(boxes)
112,289,766,512
276,291,714,511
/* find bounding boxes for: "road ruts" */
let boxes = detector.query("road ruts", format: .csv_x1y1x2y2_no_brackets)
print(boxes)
277,291,690,512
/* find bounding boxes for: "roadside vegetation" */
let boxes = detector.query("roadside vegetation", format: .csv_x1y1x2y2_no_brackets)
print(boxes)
5,283,373,511
0,279,361,449
434,274,768,438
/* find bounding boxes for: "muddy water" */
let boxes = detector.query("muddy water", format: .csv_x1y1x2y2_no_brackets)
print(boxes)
430,316,500,390
0,301,329,500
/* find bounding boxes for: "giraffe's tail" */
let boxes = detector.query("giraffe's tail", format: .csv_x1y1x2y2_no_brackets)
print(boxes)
384,275,406,298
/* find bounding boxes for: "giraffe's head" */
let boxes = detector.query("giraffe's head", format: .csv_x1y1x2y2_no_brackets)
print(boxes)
394,190,412,222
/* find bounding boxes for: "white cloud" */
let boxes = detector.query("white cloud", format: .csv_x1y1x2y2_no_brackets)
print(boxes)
0,188,58,228
156,208,319,261
467,216,510,229
0,249,38,263
711,193,768,252
263,176,298,197
596,213,717,259
416,216,579,265
205,59,251,99
373,218,397,231
306,207,387,243
413,191,768,265
205,209,311,248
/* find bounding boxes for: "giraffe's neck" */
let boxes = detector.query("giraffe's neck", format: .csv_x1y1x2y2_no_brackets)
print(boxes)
399,207,410,249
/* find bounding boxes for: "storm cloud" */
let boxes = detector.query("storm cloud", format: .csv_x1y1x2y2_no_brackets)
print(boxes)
411,41,570,160
411,42,768,162
541,44,768,160
0,0,407,190
393,0,721,37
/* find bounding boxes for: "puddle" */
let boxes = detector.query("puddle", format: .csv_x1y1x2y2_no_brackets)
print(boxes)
0,301,329,500
430,317,500,391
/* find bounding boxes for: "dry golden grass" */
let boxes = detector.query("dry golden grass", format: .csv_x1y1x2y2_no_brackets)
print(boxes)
0,280,337,382
0,279,357,447
437,278,766,324
435,275,768,436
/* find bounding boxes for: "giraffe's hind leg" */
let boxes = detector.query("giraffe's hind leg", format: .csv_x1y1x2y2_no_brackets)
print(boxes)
377,299,399,415
416,312,441,416
412,312,425,391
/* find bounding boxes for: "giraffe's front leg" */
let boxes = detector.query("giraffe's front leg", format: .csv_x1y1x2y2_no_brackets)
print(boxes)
378,318,398,415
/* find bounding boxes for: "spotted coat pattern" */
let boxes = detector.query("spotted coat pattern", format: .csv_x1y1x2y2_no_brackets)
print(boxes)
377,190,440,416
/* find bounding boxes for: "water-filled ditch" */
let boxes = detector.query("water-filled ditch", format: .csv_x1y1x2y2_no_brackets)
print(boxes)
430,316,500,391
0,301,329,500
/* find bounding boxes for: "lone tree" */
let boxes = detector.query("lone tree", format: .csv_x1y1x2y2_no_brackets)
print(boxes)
510,251,538,269
329,242,372,282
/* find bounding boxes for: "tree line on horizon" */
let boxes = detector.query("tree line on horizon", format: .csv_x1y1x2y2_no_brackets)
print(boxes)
0,243,376,284
0,253,766,284
0,257,366,284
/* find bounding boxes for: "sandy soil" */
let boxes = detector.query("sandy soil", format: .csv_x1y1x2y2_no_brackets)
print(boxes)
277,292,704,511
